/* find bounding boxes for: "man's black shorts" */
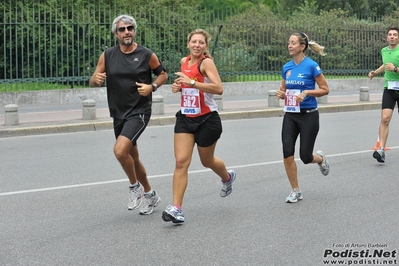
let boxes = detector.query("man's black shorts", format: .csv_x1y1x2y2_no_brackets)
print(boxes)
382,88,399,110
113,114,150,145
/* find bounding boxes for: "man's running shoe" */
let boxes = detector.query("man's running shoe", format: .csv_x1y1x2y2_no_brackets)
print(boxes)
127,183,143,210
162,205,185,223
373,148,385,163
139,191,161,215
316,150,330,176
220,170,237,197
286,189,303,203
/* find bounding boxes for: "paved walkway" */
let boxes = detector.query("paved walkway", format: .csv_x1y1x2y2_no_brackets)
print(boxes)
0,91,382,137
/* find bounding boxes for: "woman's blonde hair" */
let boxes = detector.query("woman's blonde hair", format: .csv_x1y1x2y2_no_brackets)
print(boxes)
293,32,326,56
187,29,213,59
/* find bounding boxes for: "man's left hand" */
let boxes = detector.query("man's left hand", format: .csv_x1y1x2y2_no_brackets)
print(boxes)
136,82,152,96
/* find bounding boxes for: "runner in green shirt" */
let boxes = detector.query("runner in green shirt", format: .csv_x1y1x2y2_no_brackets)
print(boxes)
368,26,399,163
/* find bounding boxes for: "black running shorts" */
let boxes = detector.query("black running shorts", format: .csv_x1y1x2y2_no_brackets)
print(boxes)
174,111,222,147
381,88,399,110
113,114,150,145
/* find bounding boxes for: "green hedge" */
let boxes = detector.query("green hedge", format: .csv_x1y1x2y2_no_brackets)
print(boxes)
0,1,395,91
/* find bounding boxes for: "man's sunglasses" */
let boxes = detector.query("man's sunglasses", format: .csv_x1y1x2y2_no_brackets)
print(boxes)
117,26,135,33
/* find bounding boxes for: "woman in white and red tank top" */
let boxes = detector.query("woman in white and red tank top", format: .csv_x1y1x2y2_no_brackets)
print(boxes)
162,29,237,224
178,54,219,117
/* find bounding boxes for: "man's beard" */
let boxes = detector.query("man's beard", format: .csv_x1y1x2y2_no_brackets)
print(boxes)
120,38,133,46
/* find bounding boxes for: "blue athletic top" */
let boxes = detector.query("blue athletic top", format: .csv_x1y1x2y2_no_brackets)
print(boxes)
281,57,322,109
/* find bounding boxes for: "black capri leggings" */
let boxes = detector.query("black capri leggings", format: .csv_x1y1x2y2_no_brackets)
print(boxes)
281,111,319,164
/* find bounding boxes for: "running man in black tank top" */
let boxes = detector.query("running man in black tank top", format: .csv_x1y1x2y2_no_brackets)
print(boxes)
90,14,167,215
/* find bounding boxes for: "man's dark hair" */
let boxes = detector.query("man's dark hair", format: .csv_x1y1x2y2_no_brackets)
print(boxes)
386,26,399,35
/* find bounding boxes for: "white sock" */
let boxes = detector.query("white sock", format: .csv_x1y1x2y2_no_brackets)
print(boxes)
144,189,153,195
129,182,139,188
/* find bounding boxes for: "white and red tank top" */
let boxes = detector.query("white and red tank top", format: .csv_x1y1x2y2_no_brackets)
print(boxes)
180,55,218,118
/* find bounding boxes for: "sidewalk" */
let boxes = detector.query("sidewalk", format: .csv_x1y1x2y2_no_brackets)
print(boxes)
0,92,382,138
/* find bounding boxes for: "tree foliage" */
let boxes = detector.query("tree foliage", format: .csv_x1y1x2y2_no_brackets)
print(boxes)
1,0,398,87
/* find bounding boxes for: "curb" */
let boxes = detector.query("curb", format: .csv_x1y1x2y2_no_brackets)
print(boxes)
0,102,381,138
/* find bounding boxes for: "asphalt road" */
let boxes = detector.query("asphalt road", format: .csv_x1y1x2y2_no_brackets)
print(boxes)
1,110,398,266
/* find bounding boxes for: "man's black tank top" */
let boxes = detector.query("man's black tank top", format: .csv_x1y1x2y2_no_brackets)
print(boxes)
104,45,153,119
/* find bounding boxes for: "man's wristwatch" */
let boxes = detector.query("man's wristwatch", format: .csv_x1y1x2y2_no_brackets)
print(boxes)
190,80,196,86
394,67,398,73
151,83,158,92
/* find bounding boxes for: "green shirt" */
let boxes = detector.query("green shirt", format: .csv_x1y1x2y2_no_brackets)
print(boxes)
382,45,399,87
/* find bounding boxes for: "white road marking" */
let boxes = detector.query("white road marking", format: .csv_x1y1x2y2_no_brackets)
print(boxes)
1,147,398,196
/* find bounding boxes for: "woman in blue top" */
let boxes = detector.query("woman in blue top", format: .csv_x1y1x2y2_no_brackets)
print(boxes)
276,32,330,203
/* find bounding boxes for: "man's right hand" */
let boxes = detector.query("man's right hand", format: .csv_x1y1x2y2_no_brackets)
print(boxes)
368,71,375,80
92,72,106,86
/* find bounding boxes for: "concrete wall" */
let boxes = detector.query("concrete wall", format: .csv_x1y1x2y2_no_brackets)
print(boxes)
0,78,384,108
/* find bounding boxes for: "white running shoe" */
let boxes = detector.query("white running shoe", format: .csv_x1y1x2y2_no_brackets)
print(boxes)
127,184,144,210
373,148,385,163
316,150,330,176
140,191,161,215
220,170,237,197
162,205,185,223
286,189,303,203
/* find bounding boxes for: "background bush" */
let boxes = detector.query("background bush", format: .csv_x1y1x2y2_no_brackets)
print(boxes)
0,0,395,91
